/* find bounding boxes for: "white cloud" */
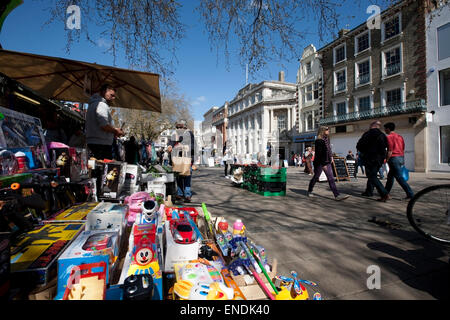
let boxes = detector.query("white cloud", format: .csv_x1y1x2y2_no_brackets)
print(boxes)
96,38,111,48
192,96,206,106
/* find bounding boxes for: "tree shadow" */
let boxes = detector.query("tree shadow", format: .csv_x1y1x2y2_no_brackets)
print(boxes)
367,228,450,300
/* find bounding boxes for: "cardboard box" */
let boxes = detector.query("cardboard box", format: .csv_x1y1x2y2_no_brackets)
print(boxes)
48,202,100,222
48,146,71,179
99,161,126,199
85,202,128,236
10,222,85,286
55,229,120,299
121,164,142,196
69,148,89,182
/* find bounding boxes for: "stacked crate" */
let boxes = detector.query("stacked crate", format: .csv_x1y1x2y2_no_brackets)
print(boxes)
239,166,286,196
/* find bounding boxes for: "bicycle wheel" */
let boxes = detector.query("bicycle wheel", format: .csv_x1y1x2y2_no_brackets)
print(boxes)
407,184,450,245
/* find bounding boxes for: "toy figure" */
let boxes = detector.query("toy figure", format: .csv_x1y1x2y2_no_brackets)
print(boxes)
105,167,119,189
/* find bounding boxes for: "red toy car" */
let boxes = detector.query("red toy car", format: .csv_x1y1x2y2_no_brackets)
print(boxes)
82,233,113,251
170,219,197,244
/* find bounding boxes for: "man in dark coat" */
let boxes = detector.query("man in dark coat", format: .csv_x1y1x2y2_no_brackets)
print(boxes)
356,120,389,201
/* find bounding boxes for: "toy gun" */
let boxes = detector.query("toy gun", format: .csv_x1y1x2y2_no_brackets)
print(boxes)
184,211,203,242
201,203,214,239
249,242,270,273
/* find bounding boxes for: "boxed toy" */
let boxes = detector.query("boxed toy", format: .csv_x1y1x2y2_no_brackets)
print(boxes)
69,148,89,182
10,222,85,286
121,164,142,197
0,232,10,299
47,142,71,179
86,202,128,236
163,221,199,272
55,229,120,300
47,202,100,222
0,106,49,164
99,161,126,199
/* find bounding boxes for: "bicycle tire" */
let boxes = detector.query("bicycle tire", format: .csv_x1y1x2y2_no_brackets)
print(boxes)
406,184,450,245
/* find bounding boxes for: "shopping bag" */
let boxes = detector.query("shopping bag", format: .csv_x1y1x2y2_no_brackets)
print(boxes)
172,156,191,176
400,165,409,182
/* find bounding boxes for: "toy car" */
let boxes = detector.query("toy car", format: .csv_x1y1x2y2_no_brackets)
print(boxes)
170,219,197,244
82,233,113,251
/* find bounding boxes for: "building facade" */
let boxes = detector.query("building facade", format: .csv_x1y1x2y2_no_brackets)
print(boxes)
227,73,297,163
201,106,219,161
426,1,450,172
294,44,323,154
211,103,228,155
318,0,428,171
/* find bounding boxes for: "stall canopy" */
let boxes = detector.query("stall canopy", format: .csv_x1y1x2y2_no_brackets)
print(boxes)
0,49,161,112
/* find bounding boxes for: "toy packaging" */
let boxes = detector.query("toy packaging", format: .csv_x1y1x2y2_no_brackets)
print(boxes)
0,232,11,299
99,161,126,199
55,229,120,300
121,164,142,197
47,202,100,222
163,221,199,272
61,261,107,300
124,191,152,225
47,142,71,179
0,107,49,163
10,222,85,286
86,202,128,236
69,148,89,182
8,147,40,170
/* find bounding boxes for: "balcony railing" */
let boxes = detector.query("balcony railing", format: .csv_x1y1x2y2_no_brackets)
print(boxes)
319,99,426,126
358,73,370,85
385,62,401,76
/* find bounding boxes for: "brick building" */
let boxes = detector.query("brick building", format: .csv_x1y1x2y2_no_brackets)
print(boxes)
318,0,428,171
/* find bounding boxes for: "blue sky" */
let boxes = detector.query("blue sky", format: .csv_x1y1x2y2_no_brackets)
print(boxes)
0,1,385,121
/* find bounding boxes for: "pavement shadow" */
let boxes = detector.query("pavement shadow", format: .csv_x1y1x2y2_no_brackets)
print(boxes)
367,229,450,300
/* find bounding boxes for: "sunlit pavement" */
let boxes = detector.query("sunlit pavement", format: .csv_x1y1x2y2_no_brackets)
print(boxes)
189,166,450,300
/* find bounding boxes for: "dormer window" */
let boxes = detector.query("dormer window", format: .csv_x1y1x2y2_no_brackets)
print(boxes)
382,13,401,42
334,44,346,65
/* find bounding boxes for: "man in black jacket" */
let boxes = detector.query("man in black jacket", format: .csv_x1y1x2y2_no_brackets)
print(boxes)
356,121,389,201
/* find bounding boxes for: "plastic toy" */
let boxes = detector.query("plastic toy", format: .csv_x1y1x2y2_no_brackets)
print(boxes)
248,244,278,295
124,192,152,225
170,219,197,244
274,273,317,300
82,232,114,251
220,268,246,300
63,262,107,300
123,274,153,300
232,219,245,236
188,282,234,300
138,200,158,224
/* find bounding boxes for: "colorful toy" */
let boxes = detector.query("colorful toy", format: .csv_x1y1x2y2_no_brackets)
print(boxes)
248,244,278,295
274,272,319,300
188,282,234,300
170,218,197,244
82,232,114,251
220,268,246,300
62,262,107,300
138,200,158,224
123,274,153,300
124,192,152,225
232,219,245,236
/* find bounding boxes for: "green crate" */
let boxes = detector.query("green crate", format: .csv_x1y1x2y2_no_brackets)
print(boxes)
257,190,286,196
259,167,286,176
258,175,287,182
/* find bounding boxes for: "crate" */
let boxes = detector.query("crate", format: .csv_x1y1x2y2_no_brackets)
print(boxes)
257,181,286,193
257,190,286,197
258,167,286,176
146,182,166,199
258,174,286,183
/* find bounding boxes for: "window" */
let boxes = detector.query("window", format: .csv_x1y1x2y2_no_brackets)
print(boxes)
441,126,450,164
335,69,346,92
337,102,347,115
356,32,370,54
383,14,400,41
356,59,371,85
386,88,402,107
313,82,319,99
307,113,313,131
384,46,401,76
306,84,313,101
334,44,346,64
440,68,450,106
277,113,286,130
438,23,450,61
306,62,312,75
358,96,371,112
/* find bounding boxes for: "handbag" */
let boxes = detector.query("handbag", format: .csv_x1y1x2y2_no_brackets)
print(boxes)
400,165,409,182
171,147,191,176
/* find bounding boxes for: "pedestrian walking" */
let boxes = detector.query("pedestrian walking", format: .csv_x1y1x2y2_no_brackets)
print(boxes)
356,151,364,176
307,126,350,201
356,121,389,201
383,122,414,200
303,147,314,175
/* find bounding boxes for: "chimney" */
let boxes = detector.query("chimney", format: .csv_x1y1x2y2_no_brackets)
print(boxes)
278,71,285,82
338,29,350,38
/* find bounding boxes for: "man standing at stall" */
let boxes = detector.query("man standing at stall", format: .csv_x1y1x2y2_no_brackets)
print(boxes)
85,84,124,160
169,119,195,203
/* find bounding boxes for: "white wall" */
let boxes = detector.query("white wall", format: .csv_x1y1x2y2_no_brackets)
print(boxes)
426,5,450,172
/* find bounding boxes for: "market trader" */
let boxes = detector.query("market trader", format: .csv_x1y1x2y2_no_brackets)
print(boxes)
86,84,124,160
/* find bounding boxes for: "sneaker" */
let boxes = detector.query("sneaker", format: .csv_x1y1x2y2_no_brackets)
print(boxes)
307,192,314,198
335,194,350,201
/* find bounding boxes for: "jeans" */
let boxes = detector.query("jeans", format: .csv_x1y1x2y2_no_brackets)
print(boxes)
177,169,192,198
385,156,414,198
308,164,340,197
224,163,229,176
364,162,388,197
